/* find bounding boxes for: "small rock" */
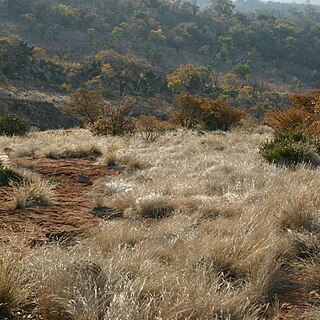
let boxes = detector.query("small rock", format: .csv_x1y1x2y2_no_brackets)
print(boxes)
3,147,14,154
75,174,92,185
91,207,122,218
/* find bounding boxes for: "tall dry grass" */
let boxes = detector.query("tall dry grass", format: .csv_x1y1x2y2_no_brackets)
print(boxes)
0,126,319,319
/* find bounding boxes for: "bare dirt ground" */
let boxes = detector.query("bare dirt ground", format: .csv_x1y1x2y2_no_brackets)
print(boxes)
0,157,121,244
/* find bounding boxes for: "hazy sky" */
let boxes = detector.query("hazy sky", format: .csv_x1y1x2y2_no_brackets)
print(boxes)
267,0,320,3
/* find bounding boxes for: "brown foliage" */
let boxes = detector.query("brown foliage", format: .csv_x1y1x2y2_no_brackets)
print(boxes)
135,115,168,142
171,94,246,131
289,90,320,114
265,108,311,133
171,94,211,129
90,98,134,136
205,99,246,131
265,90,320,135
66,88,103,125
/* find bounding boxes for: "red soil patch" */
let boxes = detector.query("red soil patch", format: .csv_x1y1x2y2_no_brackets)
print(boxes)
0,157,121,243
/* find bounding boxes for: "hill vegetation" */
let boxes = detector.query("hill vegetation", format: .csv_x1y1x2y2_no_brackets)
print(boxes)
1,0,320,126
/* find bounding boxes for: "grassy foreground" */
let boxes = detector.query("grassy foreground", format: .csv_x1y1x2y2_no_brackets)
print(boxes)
1,127,320,319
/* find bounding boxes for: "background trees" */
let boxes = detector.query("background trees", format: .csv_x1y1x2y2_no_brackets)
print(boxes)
0,37,32,77
167,64,215,95
1,0,320,129
211,0,235,16
96,50,165,97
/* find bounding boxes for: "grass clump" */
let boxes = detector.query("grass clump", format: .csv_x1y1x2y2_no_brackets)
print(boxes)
12,177,55,209
260,131,320,167
125,194,175,219
120,155,148,171
0,155,22,186
45,145,102,160
99,152,118,167
0,250,28,320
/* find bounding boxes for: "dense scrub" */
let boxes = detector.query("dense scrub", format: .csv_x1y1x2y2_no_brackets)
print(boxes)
0,0,320,120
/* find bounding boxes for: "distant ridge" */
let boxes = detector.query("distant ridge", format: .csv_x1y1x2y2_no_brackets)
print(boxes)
195,0,320,7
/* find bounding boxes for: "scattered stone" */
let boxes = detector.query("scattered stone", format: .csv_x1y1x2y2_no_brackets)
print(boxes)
74,174,92,185
3,147,14,154
91,207,122,218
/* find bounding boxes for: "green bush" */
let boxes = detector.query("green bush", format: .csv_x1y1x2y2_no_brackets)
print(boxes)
260,131,320,167
0,113,29,136
0,161,22,185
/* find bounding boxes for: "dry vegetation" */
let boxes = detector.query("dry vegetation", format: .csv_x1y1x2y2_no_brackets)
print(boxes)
1,127,320,319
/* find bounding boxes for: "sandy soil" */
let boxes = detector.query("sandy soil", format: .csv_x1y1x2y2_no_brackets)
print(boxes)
0,157,121,244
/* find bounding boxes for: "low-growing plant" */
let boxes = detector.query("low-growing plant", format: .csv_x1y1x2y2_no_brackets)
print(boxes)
0,256,24,318
0,113,29,136
120,155,148,171
99,152,118,167
0,161,22,185
260,131,320,167
125,194,175,219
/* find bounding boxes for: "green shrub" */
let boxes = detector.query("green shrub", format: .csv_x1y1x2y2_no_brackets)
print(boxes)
260,131,320,167
0,113,29,136
0,161,22,185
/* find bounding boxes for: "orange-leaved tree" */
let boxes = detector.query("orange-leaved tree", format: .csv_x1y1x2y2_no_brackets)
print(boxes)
205,99,246,131
90,98,135,136
265,90,320,135
171,94,246,131
135,115,170,142
66,88,103,125
171,94,210,129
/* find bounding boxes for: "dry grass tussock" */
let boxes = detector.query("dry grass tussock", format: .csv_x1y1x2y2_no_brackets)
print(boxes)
12,176,55,209
1,126,320,318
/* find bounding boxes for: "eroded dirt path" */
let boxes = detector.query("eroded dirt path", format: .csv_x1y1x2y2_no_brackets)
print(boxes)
0,157,120,243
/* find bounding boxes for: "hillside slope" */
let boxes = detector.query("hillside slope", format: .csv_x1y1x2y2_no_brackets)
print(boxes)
0,0,320,127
